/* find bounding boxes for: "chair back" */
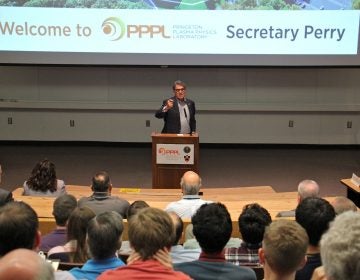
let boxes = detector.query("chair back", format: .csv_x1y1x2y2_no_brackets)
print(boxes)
250,266,264,280
48,252,71,262
58,261,84,271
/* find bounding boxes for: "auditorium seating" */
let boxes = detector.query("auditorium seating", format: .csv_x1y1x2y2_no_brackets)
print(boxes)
12,185,303,239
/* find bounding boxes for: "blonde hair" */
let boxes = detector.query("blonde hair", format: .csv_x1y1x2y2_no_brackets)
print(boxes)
263,220,308,275
128,207,174,260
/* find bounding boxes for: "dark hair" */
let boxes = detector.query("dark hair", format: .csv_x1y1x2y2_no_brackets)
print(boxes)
91,171,111,193
192,203,232,254
26,159,57,193
127,200,149,220
296,197,336,246
53,194,77,226
0,201,39,256
87,211,124,260
67,206,96,262
169,212,184,245
0,189,13,207
239,203,272,245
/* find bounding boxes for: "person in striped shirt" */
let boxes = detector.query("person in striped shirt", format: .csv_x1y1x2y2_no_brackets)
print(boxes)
225,203,272,266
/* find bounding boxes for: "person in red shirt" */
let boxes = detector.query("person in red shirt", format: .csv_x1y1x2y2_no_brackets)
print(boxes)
98,207,191,280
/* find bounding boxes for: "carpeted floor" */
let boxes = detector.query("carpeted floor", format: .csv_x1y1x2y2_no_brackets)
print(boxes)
0,142,359,197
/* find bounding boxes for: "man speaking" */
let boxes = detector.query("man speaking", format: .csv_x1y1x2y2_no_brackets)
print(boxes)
155,80,196,134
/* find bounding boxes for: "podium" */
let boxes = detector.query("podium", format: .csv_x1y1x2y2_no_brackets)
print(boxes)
152,132,199,189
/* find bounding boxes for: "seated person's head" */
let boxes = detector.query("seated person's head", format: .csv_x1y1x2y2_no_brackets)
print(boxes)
168,212,184,246
27,159,57,192
128,207,174,260
87,211,124,260
53,194,77,226
0,189,13,207
295,197,335,247
180,171,202,195
67,206,96,262
0,249,54,280
320,211,360,280
91,171,111,193
0,201,39,256
297,179,320,202
126,200,150,221
331,196,357,215
192,202,232,254
238,203,272,246
259,220,308,276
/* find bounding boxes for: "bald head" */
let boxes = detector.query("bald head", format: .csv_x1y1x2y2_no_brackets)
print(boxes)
297,180,320,202
180,171,202,195
331,196,357,215
0,249,54,280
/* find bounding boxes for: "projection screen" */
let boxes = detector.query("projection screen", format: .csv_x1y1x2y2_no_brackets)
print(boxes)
0,0,359,66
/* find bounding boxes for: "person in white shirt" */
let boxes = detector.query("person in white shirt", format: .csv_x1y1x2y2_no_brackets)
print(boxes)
165,171,211,219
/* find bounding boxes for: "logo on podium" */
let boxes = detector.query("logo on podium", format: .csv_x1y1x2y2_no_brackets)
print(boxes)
156,144,194,164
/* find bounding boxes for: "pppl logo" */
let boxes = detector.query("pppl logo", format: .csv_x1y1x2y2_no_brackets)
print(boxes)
158,148,180,156
102,17,171,41
102,17,126,41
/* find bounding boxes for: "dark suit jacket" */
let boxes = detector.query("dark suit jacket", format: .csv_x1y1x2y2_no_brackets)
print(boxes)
155,97,196,134
0,188,13,207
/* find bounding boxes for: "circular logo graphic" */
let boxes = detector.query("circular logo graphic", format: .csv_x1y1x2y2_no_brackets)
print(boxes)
102,17,126,41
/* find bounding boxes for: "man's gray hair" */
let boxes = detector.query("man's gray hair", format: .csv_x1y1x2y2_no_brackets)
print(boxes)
180,177,202,195
297,179,319,200
320,211,360,280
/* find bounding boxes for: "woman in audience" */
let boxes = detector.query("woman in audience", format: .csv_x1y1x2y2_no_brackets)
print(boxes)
47,206,96,263
23,159,66,197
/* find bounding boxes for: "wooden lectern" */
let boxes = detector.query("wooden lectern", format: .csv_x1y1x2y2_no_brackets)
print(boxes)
152,132,199,189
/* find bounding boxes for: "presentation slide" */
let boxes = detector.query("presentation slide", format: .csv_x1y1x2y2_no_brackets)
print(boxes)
0,1,359,66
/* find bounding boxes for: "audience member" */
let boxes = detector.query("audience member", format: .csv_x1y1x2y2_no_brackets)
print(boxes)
295,197,335,280
225,203,272,266
0,165,14,207
118,200,150,256
126,200,150,219
0,201,40,256
69,211,125,280
0,200,73,279
330,196,357,215
174,203,256,280
318,211,360,280
183,225,239,250
0,188,13,207
0,249,54,280
98,207,191,280
259,220,308,280
168,211,200,264
40,194,78,253
277,179,320,217
165,171,211,218
23,159,66,197
78,171,130,218
48,206,96,263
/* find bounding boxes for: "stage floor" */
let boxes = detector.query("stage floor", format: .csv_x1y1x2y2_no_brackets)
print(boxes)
1,142,359,196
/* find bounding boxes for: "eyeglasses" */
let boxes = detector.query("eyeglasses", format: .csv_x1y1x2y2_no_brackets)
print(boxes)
174,88,186,92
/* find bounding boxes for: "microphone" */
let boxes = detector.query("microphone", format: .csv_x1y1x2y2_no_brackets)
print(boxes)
183,108,188,119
